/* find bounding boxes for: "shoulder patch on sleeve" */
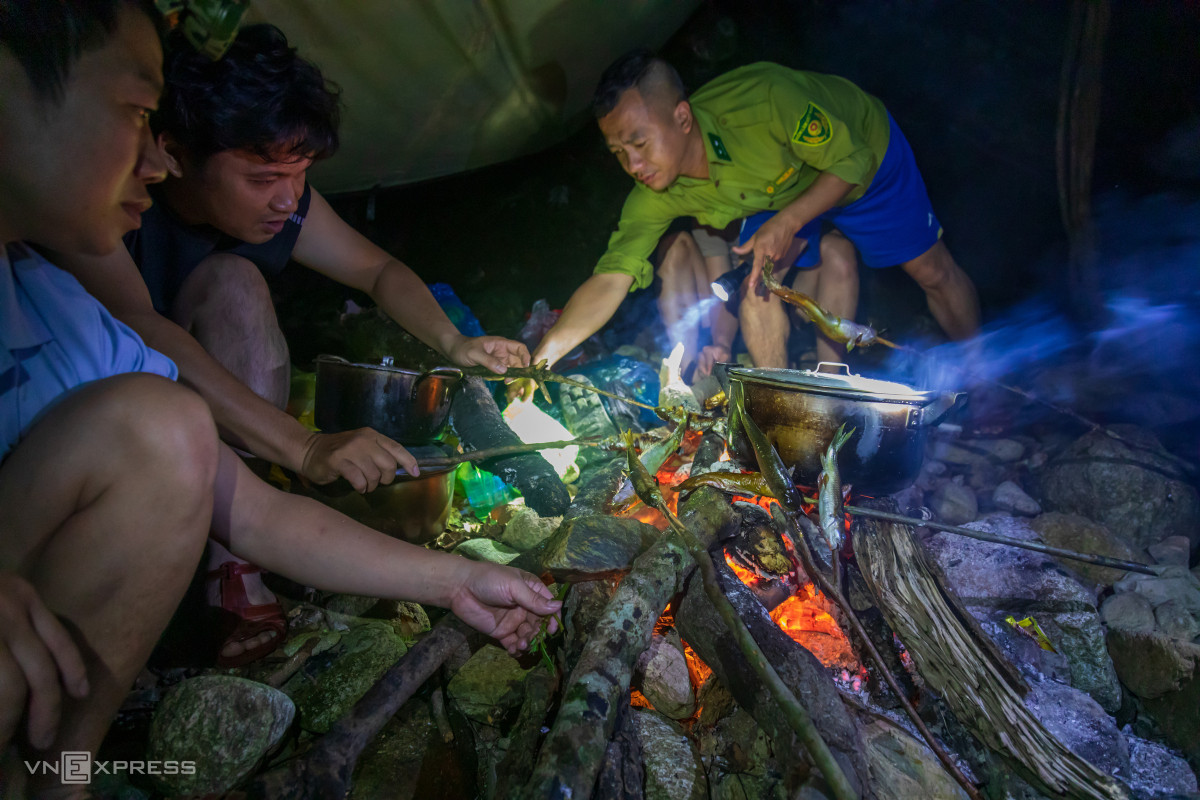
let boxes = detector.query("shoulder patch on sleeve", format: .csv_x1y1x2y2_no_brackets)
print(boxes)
792,102,833,146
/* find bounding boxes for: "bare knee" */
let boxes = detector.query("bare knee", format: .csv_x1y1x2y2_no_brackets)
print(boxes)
819,233,858,282
91,375,219,493
902,242,958,291
658,232,703,283
173,254,274,329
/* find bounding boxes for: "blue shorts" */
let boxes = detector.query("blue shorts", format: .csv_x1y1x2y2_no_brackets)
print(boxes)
739,114,942,269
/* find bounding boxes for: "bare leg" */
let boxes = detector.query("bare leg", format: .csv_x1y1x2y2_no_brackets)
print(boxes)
656,232,708,370
0,375,216,796
171,254,289,658
172,253,290,409
900,240,980,340
792,231,860,364
739,237,809,368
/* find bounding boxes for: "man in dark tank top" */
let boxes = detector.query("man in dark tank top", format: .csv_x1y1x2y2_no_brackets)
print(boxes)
57,24,533,667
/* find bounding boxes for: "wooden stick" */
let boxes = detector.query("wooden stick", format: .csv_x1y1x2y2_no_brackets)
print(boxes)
774,507,984,800
407,437,604,471
843,504,1157,576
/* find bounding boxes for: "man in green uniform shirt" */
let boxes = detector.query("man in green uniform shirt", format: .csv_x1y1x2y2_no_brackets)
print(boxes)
523,51,979,381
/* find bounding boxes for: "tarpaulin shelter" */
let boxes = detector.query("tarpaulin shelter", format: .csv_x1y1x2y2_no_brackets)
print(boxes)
245,0,701,193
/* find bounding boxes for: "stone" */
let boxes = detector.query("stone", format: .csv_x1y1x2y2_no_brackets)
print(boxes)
287,620,408,733
1030,512,1146,587
634,630,697,720
147,676,294,796
446,644,530,725
1124,734,1199,798
922,514,1122,712
1137,639,1200,768
1106,628,1199,699
1032,425,1200,552
1100,592,1156,633
634,708,708,800
453,537,521,565
695,674,737,729
1155,600,1200,641
861,719,971,800
539,516,660,581
969,437,1027,462
324,593,384,617
929,480,978,526
1023,677,1130,778
499,507,561,551
1116,567,1200,614
1148,535,1192,567
993,480,1042,516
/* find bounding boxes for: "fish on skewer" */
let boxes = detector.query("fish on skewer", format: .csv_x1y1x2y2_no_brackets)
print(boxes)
762,259,879,350
818,424,853,553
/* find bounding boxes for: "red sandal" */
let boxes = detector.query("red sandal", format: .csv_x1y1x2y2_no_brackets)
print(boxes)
207,561,287,668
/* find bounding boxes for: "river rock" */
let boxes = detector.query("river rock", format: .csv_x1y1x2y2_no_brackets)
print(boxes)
861,719,970,800
921,514,1122,712
1023,677,1130,778
930,480,978,525
1032,426,1200,552
1029,512,1145,586
634,629,696,720
1100,592,1156,633
287,620,408,733
147,675,294,796
499,507,561,551
993,480,1042,516
454,537,521,565
1148,535,1192,568
446,644,530,725
1115,566,1200,613
634,708,708,800
347,700,434,800
1125,733,1199,797
1112,632,1200,767
1155,600,1200,641
539,516,660,581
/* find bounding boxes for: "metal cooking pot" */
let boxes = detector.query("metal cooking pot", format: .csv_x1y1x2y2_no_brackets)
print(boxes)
314,355,463,445
728,362,962,494
311,445,456,545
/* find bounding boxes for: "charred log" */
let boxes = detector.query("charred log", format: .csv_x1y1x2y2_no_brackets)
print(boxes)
593,691,646,800
450,376,569,516
491,666,562,800
675,550,870,796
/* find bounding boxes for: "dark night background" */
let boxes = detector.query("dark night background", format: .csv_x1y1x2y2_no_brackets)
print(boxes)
278,0,1200,455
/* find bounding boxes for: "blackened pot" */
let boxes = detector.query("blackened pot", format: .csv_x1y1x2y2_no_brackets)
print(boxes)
728,363,962,494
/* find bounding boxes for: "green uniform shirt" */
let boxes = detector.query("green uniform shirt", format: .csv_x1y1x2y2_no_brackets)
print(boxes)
595,62,891,289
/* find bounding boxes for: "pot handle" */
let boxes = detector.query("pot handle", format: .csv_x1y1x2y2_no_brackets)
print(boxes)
922,392,964,425
411,366,464,402
815,362,851,376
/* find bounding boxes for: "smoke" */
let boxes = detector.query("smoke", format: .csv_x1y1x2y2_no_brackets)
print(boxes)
881,191,1200,445
662,295,720,354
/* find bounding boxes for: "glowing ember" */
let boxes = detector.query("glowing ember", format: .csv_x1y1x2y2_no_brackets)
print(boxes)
769,587,861,672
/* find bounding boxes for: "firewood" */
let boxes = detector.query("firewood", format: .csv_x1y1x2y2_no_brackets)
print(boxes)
675,551,871,796
450,376,570,516
850,497,1131,800
518,487,739,800
247,616,473,799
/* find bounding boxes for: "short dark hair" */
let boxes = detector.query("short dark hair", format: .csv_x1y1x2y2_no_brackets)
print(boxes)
157,23,340,164
592,48,685,118
0,0,158,104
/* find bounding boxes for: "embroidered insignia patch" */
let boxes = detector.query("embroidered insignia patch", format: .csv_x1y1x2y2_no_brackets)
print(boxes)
708,133,731,161
792,103,833,146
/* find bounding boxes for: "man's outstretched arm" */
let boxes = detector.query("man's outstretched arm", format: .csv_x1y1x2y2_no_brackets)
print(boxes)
54,248,417,491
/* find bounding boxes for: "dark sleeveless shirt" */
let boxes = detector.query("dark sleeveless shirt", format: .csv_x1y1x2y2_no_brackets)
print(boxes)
124,183,312,314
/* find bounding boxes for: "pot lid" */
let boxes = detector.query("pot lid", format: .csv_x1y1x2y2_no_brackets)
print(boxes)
728,363,941,403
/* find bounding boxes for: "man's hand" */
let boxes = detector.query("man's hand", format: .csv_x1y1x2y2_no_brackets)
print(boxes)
447,335,531,375
505,377,537,404
301,429,420,492
730,212,800,293
0,573,88,752
695,344,732,378
449,563,562,655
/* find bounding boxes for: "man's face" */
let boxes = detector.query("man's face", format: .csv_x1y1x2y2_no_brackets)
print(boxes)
0,4,166,254
173,148,311,245
599,87,691,192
